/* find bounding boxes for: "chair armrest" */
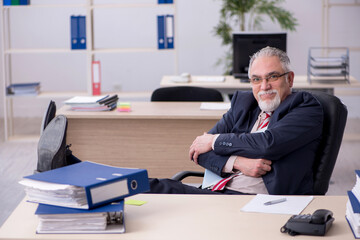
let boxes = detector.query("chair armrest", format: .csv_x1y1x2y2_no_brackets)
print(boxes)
171,171,204,181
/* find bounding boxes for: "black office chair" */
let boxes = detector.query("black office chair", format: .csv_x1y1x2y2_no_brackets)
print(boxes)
171,91,348,195
311,91,347,195
151,86,224,102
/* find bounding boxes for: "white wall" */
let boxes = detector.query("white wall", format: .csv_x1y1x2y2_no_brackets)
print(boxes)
0,0,359,117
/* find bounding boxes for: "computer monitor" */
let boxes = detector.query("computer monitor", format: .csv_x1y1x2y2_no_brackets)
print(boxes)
232,32,287,82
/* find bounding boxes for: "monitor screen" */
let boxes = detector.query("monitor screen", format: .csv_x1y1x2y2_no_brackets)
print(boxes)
232,32,287,81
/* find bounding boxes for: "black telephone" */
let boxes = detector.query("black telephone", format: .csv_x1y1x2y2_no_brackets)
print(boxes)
280,209,334,236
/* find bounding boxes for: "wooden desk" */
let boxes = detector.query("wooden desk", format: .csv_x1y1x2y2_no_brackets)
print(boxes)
0,194,353,239
57,102,227,179
161,75,360,95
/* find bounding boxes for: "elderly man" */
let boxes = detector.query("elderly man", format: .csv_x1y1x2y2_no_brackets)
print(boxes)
149,46,323,195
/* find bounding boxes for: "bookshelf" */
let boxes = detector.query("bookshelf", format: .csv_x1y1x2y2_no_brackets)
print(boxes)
0,0,177,141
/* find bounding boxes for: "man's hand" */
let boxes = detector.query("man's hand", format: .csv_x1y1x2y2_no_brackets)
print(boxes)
233,156,272,177
189,133,215,164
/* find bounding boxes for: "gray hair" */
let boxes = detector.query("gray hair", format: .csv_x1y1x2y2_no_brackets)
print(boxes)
248,46,291,78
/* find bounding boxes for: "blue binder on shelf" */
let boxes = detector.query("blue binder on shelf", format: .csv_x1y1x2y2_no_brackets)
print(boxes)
157,15,166,49
158,0,173,3
78,16,86,49
3,0,11,5
22,161,149,209
70,16,79,49
165,14,174,49
19,0,30,5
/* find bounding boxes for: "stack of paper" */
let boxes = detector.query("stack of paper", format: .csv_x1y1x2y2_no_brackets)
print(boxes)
64,94,118,111
19,161,150,234
345,170,360,238
35,201,125,234
19,180,88,209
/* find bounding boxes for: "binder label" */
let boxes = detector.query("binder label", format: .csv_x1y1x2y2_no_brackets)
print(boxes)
90,179,129,204
166,15,174,49
92,61,101,96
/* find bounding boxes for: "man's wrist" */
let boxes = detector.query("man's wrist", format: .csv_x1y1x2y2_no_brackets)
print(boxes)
212,134,220,150
222,155,237,173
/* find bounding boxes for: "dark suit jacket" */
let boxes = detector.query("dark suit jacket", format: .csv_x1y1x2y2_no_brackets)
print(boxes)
198,90,323,195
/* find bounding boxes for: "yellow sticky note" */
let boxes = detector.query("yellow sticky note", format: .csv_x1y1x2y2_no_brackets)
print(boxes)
125,199,147,206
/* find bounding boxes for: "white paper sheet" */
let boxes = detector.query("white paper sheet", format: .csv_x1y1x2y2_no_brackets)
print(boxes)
241,194,313,215
200,102,231,110
193,76,225,82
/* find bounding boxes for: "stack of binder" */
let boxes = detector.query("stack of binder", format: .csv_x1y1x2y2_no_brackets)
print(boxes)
19,161,150,234
6,82,40,96
346,170,360,238
64,94,118,111
157,14,174,49
70,15,86,50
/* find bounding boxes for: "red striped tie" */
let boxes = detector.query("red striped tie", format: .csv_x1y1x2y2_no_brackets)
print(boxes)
211,173,240,191
258,112,272,130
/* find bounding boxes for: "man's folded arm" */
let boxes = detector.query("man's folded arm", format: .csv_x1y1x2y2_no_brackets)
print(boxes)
197,151,231,177
212,94,323,160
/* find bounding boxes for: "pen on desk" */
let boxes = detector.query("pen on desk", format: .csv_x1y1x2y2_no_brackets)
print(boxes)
264,197,287,206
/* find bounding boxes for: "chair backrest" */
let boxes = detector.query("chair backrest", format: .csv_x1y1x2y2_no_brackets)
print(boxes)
151,86,224,102
311,91,348,195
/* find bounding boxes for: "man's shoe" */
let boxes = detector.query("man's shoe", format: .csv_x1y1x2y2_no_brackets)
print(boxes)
36,115,67,173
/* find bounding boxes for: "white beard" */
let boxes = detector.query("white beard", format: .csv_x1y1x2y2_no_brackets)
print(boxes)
258,90,281,112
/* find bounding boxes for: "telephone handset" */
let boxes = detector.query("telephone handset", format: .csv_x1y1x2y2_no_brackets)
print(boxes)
280,209,334,236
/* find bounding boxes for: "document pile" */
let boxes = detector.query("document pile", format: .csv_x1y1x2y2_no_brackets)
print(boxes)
346,170,360,238
6,82,40,96
64,94,118,111
35,201,125,234
19,161,150,234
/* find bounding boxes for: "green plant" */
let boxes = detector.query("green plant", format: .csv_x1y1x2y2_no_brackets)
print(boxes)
214,0,298,74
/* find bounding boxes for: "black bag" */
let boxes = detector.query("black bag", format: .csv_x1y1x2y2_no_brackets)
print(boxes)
35,101,81,173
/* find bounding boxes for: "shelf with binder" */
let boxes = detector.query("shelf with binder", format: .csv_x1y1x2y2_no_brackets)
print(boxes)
307,47,350,84
0,3,91,140
1,1,177,141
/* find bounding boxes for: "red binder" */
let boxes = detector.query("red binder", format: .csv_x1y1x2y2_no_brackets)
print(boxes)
92,61,101,95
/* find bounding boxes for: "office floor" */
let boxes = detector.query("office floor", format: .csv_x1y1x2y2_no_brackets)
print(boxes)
0,117,359,228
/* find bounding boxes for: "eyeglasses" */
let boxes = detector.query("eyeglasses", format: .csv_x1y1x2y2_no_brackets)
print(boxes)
249,72,290,85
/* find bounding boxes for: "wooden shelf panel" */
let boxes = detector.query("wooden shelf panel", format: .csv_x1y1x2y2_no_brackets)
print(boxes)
6,91,88,99
2,3,174,9
5,48,173,54
5,49,86,54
